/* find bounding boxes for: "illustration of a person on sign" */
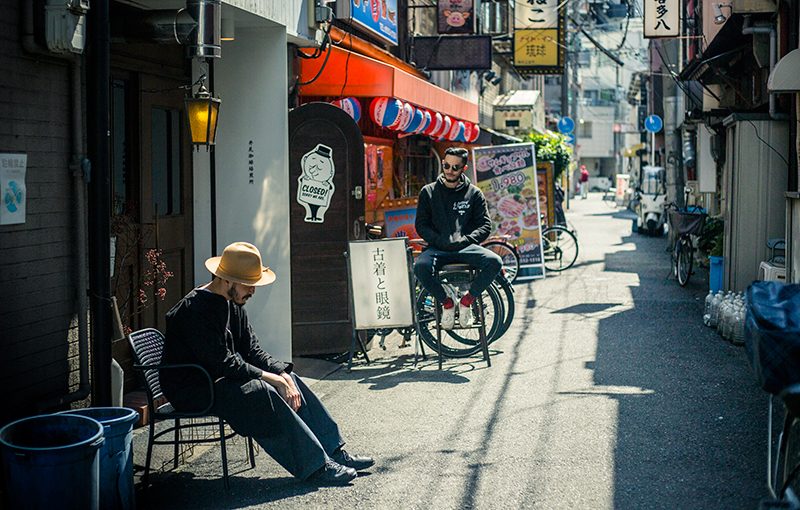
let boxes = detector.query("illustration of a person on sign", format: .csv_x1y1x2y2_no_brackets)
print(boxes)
297,144,336,223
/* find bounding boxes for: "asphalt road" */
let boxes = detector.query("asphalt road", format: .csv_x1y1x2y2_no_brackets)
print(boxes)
137,193,768,509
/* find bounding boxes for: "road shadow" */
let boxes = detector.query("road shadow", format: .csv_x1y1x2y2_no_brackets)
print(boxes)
591,231,767,508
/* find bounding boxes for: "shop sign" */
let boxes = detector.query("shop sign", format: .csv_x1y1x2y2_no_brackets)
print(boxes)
384,207,418,239
411,35,492,70
643,0,680,38
336,0,398,46
473,143,546,280
348,238,414,329
438,0,475,35
537,161,555,231
513,0,566,74
1,153,27,225
297,144,336,223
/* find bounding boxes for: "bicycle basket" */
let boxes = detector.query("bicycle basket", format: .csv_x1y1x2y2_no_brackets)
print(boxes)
668,209,706,236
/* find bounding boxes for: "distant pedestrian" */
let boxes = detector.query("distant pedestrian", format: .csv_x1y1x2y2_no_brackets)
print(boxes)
161,242,374,486
580,165,589,199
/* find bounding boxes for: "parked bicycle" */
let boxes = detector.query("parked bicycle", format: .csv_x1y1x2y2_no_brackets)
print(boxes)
665,202,706,287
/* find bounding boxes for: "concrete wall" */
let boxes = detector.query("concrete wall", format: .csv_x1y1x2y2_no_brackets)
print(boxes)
193,26,293,361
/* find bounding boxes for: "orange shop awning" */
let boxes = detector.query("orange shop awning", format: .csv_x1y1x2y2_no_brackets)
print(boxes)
299,46,479,124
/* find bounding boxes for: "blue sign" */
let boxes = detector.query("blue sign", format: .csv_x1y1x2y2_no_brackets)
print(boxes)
557,116,575,134
644,114,663,133
565,133,576,145
338,0,399,46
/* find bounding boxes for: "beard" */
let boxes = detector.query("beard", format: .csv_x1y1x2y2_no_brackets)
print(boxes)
227,285,252,305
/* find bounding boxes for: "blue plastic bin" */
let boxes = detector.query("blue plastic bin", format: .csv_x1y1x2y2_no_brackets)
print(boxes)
709,256,724,293
0,414,104,510
59,407,138,510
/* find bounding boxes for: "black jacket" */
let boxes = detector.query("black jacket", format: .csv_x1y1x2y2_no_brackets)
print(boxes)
415,174,492,251
161,288,291,409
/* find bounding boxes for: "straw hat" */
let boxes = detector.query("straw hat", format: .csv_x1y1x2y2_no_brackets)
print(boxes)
205,242,276,286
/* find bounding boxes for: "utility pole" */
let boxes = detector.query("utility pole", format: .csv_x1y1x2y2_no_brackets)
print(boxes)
561,23,570,209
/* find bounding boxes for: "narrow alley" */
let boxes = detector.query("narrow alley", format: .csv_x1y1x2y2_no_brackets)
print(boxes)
138,194,767,509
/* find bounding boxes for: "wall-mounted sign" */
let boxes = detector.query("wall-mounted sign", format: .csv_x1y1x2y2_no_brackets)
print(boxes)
384,207,418,239
336,0,398,46
297,144,336,223
1,153,27,225
473,143,546,280
348,238,414,329
411,35,492,70
438,0,475,35
643,0,680,38
513,0,566,74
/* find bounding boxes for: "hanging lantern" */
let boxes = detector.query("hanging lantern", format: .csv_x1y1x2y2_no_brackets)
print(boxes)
185,76,221,148
370,97,402,128
414,110,432,134
468,123,481,143
331,97,361,122
403,107,425,133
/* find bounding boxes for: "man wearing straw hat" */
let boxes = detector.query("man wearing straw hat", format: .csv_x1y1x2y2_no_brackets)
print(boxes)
161,242,373,486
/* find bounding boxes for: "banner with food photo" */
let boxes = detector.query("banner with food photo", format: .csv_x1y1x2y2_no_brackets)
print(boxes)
472,143,545,280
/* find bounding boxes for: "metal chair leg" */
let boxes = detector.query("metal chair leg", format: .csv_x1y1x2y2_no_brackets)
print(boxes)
143,418,156,487
477,294,491,367
219,420,230,490
173,418,181,469
248,437,256,468
434,298,443,370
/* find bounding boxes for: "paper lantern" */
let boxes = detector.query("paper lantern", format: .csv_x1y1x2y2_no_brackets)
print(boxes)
370,97,402,128
393,102,415,131
331,97,361,122
436,115,452,139
468,123,480,143
403,107,425,133
447,120,465,141
462,122,473,143
424,111,443,136
415,109,432,134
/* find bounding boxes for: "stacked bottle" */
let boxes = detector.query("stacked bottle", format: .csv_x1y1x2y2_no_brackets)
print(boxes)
703,290,747,344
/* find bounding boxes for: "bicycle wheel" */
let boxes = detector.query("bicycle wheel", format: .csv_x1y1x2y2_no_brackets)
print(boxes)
446,279,510,346
415,283,503,358
483,240,520,283
676,237,693,286
542,226,579,272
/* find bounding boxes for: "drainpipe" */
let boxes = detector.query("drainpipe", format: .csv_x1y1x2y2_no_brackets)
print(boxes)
742,16,787,119
21,0,92,408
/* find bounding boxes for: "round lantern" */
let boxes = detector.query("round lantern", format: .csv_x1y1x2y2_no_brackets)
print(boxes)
447,120,465,141
331,97,361,122
462,122,473,143
393,102,414,131
415,109,432,134
370,97,402,128
403,107,424,133
436,115,453,139
424,111,443,137
468,123,480,143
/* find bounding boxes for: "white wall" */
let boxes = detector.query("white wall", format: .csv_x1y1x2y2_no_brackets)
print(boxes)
193,26,293,361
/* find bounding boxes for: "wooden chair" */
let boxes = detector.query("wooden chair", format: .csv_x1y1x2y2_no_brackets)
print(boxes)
127,328,255,489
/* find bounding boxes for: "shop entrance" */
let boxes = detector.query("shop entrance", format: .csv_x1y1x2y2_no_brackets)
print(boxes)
288,103,365,355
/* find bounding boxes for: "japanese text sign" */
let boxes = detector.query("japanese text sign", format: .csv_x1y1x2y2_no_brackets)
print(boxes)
1,153,27,225
643,0,680,38
348,238,414,329
473,143,546,280
513,0,565,74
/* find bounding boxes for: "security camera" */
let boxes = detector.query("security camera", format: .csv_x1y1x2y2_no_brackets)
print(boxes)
713,3,733,25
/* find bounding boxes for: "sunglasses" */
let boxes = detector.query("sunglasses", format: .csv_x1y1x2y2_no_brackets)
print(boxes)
442,162,464,171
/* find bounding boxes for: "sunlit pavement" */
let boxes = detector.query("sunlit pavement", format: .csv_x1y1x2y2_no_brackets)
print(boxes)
136,192,767,509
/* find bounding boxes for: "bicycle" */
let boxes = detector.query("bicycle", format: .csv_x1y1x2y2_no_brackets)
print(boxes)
482,236,521,283
665,203,706,287
541,223,579,272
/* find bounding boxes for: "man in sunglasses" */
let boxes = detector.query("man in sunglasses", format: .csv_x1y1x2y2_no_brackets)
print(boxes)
414,146,502,329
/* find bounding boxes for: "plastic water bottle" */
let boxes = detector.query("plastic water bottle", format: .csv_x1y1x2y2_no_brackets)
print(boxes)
703,290,715,326
732,305,746,345
709,291,723,328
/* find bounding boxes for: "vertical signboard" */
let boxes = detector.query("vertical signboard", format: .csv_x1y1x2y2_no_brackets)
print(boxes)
643,0,680,38
348,238,414,329
537,161,555,229
1,153,27,225
337,0,399,46
513,0,566,74
473,143,546,280
438,0,475,34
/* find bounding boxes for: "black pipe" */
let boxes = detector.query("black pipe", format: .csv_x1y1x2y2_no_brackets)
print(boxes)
87,0,112,406
209,59,217,256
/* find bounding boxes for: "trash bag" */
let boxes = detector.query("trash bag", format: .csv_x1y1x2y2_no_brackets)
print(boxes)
744,282,800,394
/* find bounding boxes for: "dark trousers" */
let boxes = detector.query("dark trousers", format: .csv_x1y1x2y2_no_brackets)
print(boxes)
413,244,503,302
212,373,344,480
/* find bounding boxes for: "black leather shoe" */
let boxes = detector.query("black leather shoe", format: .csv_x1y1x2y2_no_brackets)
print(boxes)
307,460,357,485
332,448,375,471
